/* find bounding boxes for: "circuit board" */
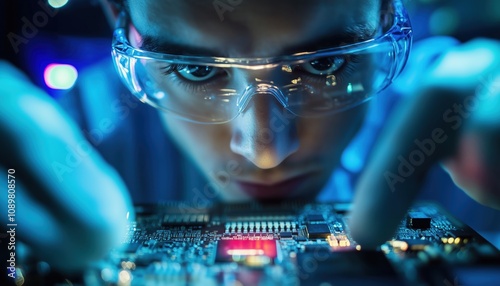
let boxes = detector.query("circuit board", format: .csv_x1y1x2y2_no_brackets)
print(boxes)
82,201,500,286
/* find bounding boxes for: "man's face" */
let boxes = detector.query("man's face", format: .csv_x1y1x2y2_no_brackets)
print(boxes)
127,0,381,201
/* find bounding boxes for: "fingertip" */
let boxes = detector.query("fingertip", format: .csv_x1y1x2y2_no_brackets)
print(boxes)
349,168,422,250
348,205,400,250
348,219,387,249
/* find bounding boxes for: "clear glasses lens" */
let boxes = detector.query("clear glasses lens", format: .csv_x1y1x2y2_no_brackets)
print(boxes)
112,1,412,124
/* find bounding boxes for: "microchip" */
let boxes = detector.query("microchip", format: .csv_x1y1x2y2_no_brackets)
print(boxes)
307,214,325,222
163,214,209,226
407,212,431,229
305,223,331,239
297,250,401,286
215,240,277,263
280,231,293,239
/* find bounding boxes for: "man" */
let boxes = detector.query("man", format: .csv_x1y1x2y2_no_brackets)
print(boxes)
1,0,499,273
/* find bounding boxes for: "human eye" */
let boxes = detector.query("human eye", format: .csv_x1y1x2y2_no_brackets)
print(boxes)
300,56,346,75
177,65,222,81
291,54,365,86
161,64,224,82
156,64,228,94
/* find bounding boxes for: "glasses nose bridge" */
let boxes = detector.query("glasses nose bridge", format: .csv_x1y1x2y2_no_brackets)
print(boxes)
237,82,288,113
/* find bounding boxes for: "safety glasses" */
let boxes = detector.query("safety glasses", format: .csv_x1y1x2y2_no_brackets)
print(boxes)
112,0,412,123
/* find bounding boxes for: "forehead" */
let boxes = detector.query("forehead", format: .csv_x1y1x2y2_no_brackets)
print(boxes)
127,0,382,57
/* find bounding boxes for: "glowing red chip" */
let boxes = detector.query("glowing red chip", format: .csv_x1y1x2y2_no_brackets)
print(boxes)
216,240,277,262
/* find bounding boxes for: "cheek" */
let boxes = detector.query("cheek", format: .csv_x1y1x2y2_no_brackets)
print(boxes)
298,104,368,158
159,113,232,166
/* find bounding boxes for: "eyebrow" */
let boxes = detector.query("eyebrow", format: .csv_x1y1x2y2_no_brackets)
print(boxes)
138,24,378,57
140,36,222,57
282,24,378,55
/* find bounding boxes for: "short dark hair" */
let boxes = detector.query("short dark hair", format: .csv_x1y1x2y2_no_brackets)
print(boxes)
110,0,392,11
112,0,394,20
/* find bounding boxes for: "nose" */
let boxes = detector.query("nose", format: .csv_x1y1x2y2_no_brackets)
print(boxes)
230,89,299,169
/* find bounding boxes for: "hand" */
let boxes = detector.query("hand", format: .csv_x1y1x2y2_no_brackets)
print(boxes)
349,39,500,247
0,60,134,272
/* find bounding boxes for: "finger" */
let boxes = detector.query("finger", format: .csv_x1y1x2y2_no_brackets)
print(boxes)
0,60,134,272
348,39,500,248
349,87,462,248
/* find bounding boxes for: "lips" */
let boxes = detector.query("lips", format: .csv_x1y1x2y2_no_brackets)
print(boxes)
235,173,314,200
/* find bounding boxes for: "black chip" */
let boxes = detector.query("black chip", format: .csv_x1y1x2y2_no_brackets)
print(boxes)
306,214,325,222
203,224,225,234
162,214,208,226
280,231,293,239
335,209,348,215
407,212,431,229
305,223,331,239
297,250,402,286
294,236,307,242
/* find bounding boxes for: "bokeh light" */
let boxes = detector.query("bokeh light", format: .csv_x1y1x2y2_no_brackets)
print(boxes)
44,64,78,90
429,7,459,35
48,0,69,9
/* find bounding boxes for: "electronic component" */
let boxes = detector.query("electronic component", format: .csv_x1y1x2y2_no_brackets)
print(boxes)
163,213,209,225
327,234,352,248
280,231,293,239
407,211,431,229
19,202,500,286
215,239,278,265
297,250,402,286
305,223,331,239
388,239,433,252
